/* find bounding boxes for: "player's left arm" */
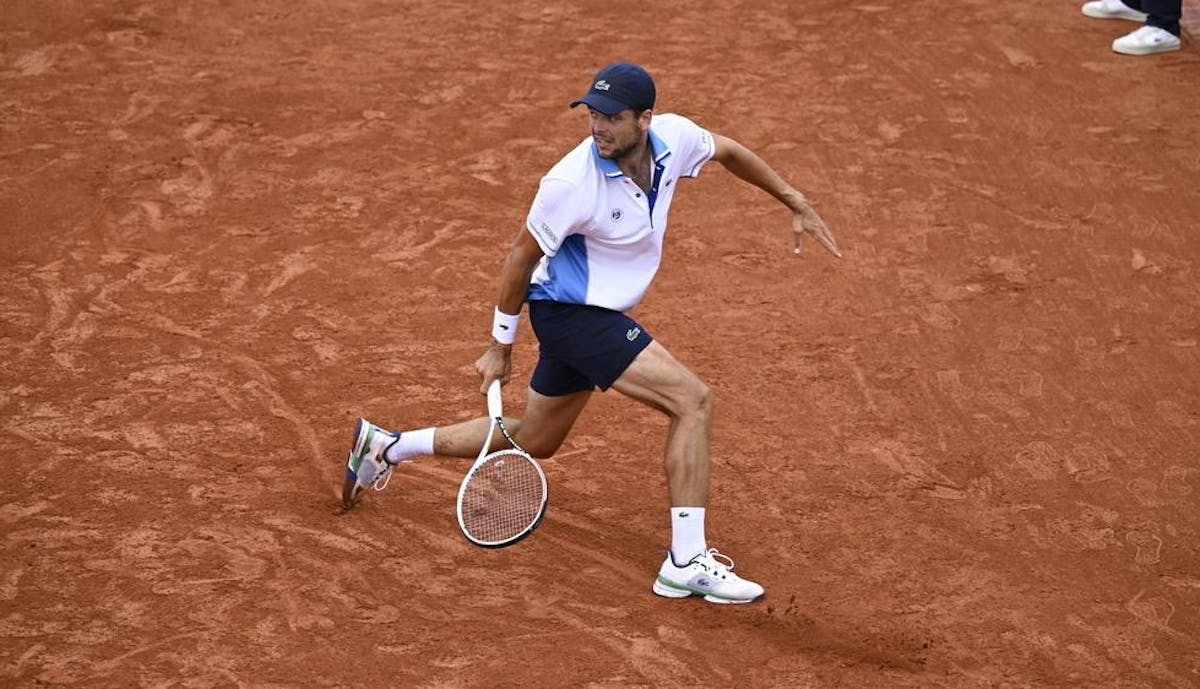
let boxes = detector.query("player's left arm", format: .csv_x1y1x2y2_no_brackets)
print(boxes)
710,133,841,258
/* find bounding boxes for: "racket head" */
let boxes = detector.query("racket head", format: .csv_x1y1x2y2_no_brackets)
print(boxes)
456,448,548,548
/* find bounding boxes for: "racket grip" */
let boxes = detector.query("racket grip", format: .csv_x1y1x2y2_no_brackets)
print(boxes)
486,379,504,419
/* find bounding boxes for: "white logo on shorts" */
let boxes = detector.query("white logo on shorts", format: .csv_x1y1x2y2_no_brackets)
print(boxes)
594,80,611,91
626,327,641,341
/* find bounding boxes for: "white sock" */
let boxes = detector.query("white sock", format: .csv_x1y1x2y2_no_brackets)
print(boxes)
384,427,435,463
670,506,707,565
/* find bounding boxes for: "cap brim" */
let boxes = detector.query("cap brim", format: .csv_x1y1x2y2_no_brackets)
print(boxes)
569,92,627,115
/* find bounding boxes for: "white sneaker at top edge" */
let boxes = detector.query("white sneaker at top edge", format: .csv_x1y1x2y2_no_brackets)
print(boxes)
1113,25,1182,55
1081,0,1149,22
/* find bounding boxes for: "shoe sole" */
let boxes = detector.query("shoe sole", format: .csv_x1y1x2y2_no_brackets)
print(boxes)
341,470,361,508
1113,42,1181,55
342,418,370,508
1081,7,1148,21
652,578,763,604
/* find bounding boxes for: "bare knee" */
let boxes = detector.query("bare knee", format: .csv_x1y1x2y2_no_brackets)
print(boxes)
673,379,713,423
517,436,562,460
527,444,559,460
512,423,564,460
502,417,522,437
508,387,590,461
696,382,714,419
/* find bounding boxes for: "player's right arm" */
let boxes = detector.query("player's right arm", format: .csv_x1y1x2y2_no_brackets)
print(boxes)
474,227,545,393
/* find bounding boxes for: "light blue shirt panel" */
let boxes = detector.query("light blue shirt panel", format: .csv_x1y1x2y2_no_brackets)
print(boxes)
526,234,588,304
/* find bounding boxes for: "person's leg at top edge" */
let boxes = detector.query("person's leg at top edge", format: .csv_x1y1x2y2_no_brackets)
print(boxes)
1107,0,1183,54
610,340,765,604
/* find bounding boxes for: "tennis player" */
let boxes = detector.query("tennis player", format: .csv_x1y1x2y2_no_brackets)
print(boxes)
344,62,840,604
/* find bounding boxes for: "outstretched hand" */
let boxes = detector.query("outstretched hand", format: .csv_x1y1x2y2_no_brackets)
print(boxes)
792,203,842,258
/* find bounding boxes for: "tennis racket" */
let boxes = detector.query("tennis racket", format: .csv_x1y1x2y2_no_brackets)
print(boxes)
455,380,548,547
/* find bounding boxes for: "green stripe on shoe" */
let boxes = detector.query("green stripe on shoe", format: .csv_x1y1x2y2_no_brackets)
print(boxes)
656,576,698,594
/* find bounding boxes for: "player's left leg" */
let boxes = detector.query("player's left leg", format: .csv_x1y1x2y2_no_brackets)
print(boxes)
609,341,712,507
611,341,764,604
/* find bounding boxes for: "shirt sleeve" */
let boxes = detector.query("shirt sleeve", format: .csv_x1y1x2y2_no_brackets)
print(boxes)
670,115,717,178
525,177,582,256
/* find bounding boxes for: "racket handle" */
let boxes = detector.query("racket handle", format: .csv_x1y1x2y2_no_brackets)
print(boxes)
486,379,504,419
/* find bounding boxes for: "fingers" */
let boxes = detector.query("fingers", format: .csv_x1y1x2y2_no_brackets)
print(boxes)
792,220,842,258
792,206,841,259
814,228,842,258
802,213,842,259
475,343,514,393
478,372,510,395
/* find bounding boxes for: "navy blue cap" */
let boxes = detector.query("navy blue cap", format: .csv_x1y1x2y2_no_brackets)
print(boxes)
569,62,656,115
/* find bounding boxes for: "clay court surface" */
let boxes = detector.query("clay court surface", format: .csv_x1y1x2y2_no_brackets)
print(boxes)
4,1,1200,687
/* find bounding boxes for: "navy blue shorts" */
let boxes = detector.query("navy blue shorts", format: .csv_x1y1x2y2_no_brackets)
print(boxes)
528,300,653,396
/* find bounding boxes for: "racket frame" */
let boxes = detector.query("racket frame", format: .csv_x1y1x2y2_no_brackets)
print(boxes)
455,380,548,548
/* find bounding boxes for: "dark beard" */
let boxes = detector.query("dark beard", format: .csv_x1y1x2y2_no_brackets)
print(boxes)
599,132,643,161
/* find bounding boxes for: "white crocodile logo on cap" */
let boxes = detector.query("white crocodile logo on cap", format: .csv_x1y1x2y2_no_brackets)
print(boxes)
594,80,611,91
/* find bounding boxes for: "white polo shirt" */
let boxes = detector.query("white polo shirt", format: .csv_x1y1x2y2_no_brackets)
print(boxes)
525,113,716,312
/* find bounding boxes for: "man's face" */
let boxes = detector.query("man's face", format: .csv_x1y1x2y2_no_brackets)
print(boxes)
589,107,651,160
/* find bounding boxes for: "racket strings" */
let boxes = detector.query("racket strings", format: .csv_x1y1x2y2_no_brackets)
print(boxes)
461,452,545,543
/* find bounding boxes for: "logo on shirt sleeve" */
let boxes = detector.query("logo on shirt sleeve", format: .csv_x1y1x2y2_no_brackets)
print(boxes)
531,221,559,247
610,208,623,222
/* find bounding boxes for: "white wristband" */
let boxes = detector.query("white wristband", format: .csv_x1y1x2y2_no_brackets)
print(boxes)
491,307,520,345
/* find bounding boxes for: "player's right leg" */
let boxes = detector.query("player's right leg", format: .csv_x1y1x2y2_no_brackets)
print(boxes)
343,303,607,508
424,386,592,460
342,387,591,508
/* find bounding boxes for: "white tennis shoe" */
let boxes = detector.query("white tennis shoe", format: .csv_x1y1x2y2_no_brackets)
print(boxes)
1081,0,1148,22
1112,25,1182,55
342,418,403,507
653,549,765,604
